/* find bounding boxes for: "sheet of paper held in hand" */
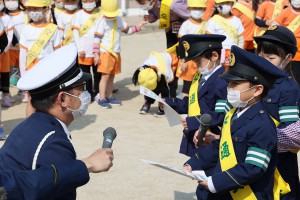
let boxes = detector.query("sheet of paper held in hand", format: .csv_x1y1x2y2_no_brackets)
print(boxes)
141,159,208,182
139,86,183,127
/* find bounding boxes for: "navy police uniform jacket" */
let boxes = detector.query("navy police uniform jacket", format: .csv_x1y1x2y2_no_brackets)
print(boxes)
263,76,300,199
198,102,277,200
0,111,77,200
1,160,89,200
165,66,228,157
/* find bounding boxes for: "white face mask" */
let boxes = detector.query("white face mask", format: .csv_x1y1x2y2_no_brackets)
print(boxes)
190,10,204,20
217,4,232,15
64,90,91,119
64,4,77,11
140,1,154,10
0,4,4,11
291,0,300,8
227,86,256,108
28,11,45,22
55,2,64,9
198,60,216,76
5,1,19,11
105,17,116,21
82,2,96,11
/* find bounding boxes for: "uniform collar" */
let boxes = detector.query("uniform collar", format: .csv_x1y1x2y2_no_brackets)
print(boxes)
56,118,71,139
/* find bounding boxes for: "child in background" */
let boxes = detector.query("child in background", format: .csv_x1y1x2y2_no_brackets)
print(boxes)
71,0,101,101
206,0,244,69
5,0,26,89
177,0,207,97
53,0,64,21
57,0,78,46
231,0,258,52
274,0,300,85
255,0,289,29
132,51,178,116
202,0,215,21
0,0,14,107
19,0,62,115
93,0,148,109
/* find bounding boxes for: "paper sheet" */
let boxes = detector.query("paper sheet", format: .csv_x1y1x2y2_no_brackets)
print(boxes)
141,159,208,182
139,86,183,127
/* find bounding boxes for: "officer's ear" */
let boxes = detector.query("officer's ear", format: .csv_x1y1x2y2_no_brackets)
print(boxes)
57,92,67,107
285,53,293,64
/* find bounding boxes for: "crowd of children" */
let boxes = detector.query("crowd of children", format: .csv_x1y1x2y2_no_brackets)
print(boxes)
0,0,300,199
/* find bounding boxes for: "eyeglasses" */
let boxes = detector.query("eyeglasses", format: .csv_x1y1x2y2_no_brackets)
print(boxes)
65,82,87,92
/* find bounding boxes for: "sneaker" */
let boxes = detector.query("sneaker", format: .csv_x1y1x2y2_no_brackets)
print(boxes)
98,98,112,109
2,95,12,107
154,108,165,118
21,91,28,103
108,97,122,106
139,104,150,114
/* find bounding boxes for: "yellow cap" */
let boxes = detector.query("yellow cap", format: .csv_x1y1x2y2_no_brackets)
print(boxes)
188,0,206,8
25,0,51,7
215,0,234,3
138,68,157,90
101,0,119,18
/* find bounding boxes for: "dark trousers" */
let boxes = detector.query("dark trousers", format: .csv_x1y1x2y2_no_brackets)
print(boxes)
165,29,179,98
1,72,10,93
79,64,101,98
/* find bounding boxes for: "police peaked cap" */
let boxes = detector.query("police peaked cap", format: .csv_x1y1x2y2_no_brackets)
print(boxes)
179,34,226,62
17,45,91,100
254,25,298,57
219,46,286,88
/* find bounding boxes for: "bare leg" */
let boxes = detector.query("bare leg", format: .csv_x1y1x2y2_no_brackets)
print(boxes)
99,73,109,100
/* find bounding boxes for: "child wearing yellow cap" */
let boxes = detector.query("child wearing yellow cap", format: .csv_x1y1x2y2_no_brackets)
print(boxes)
93,0,148,109
206,0,244,69
177,0,207,98
0,0,14,107
132,52,178,116
19,0,62,115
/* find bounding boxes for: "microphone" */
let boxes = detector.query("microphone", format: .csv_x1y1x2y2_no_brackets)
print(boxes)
102,127,117,148
197,114,212,146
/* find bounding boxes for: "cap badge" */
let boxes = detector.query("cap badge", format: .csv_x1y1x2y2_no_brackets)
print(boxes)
268,25,277,31
229,52,235,67
182,41,190,52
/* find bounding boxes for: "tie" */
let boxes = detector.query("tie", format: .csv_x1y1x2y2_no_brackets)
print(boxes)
231,112,238,124
198,76,206,92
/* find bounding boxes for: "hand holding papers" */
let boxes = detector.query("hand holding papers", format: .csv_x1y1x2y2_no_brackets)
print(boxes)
141,159,208,182
139,86,183,127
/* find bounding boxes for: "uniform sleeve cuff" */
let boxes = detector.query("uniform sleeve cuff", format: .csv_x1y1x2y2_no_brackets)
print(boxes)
207,176,217,193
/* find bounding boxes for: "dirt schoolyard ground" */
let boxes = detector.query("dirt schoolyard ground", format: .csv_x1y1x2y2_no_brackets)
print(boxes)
0,16,299,200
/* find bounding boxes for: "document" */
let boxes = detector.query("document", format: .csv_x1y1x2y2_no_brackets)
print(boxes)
141,159,208,182
139,86,183,127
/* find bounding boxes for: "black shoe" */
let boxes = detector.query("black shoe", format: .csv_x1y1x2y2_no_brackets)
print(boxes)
154,108,165,118
139,104,150,114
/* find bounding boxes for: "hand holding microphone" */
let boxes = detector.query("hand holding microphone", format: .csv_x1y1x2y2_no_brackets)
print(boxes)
197,114,212,147
83,127,117,173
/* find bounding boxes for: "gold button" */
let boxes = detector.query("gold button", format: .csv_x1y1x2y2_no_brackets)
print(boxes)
260,110,264,114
